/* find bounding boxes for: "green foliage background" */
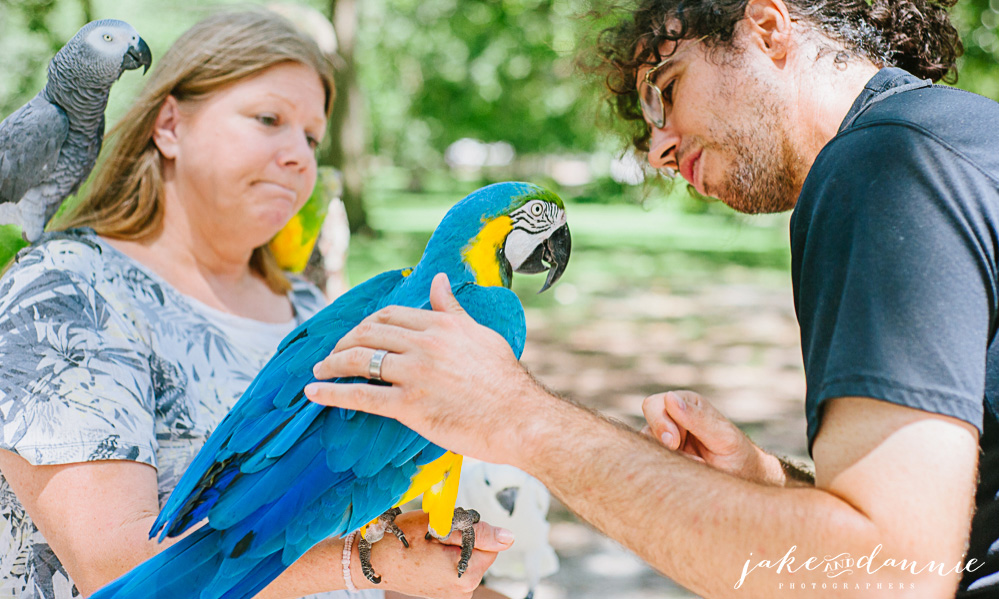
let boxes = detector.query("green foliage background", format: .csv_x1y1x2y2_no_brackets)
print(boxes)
1,0,997,160
0,0,623,165
0,0,996,264
355,0,616,167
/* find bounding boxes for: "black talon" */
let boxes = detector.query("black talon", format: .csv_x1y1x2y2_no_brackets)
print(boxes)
389,522,410,548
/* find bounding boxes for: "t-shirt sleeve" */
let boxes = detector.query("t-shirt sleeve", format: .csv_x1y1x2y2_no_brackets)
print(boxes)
0,246,158,467
792,122,999,449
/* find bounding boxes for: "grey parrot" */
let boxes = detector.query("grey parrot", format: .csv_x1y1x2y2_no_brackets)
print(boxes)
0,19,152,242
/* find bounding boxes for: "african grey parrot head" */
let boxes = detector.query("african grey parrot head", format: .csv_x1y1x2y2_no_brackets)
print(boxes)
48,19,152,92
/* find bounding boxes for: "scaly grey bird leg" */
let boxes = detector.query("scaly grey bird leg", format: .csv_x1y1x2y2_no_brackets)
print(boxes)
358,507,408,584
425,507,481,578
357,537,379,584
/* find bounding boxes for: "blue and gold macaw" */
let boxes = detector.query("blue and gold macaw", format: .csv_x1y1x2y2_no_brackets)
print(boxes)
91,181,571,599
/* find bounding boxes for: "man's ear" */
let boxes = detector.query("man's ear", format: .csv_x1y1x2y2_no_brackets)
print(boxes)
743,0,793,62
152,95,183,160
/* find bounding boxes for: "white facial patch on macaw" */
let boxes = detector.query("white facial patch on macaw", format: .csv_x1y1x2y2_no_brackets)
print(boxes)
504,200,567,270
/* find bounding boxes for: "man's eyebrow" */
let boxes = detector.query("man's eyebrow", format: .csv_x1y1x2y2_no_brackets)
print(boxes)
648,55,683,84
649,36,706,80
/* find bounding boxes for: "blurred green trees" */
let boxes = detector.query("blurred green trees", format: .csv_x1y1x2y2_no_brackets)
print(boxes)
952,0,999,99
355,0,614,167
0,0,997,226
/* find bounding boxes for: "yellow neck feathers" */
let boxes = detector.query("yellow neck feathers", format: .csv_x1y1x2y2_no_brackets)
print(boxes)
461,215,512,287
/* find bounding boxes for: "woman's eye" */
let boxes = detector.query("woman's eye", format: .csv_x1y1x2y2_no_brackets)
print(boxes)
256,114,278,127
306,135,320,150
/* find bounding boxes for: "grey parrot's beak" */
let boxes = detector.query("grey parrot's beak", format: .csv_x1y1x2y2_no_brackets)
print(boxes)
123,37,153,74
496,486,519,516
514,223,571,294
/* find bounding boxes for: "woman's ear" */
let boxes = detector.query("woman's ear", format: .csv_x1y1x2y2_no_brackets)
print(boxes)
152,95,183,160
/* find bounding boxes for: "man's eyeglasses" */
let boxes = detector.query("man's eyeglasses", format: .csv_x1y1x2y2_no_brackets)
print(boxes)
638,36,707,130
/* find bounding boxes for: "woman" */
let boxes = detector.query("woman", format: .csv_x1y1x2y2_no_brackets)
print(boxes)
0,10,509,599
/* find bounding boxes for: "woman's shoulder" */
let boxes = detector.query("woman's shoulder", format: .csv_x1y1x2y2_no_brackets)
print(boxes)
4,228,106,279
0,229,107,306
0,228,165,320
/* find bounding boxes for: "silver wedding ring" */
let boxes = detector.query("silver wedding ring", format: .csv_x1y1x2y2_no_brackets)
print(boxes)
368,349,389,382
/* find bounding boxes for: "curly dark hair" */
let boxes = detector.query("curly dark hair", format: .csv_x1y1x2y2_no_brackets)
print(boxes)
598,0,964,151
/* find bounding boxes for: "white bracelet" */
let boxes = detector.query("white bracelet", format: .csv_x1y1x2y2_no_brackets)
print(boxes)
342,531,358,594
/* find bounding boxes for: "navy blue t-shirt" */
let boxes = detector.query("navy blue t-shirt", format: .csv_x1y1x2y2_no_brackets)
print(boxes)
791,67,999,596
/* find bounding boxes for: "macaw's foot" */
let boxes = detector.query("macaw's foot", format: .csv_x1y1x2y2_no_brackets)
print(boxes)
424,507,481,577
358,507,409,584
453,507,480,577
357,537,380,584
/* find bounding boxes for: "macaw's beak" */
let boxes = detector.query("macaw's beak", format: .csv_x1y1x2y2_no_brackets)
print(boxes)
123,37,153,74
496,486,519,516
515,223,571,294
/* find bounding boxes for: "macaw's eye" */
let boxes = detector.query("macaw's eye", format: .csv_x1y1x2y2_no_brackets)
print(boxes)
530,202,544,216
103,34,114,42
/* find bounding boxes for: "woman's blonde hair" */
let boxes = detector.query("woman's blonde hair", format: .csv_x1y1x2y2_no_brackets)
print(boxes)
55,9,335,294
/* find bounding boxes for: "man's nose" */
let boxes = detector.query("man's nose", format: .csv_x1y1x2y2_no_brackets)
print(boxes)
647,123,679,173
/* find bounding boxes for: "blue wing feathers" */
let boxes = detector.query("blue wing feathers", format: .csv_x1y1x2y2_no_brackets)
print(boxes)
210,425,328,530
354,421,415,478
391,434,435,467
260,402,324,460
100,234,531,599
151,269,411,543
90,527,220,599
414,443,448,466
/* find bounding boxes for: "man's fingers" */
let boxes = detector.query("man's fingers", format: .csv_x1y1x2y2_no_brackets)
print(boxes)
364,304,440,331
666,391,729,436
304,380,394,416
430,273,467,315
314,346,400,381
665,390,748,457
642,393,682,450
326,321,417,360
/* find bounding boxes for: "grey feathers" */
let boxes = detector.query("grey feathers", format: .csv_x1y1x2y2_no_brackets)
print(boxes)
0,95,69,209
0,19,151,242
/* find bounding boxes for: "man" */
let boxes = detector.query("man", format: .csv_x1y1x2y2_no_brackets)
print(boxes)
306,0,999,596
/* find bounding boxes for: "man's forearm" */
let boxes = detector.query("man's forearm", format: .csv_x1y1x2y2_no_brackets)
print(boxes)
512,392,954,598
